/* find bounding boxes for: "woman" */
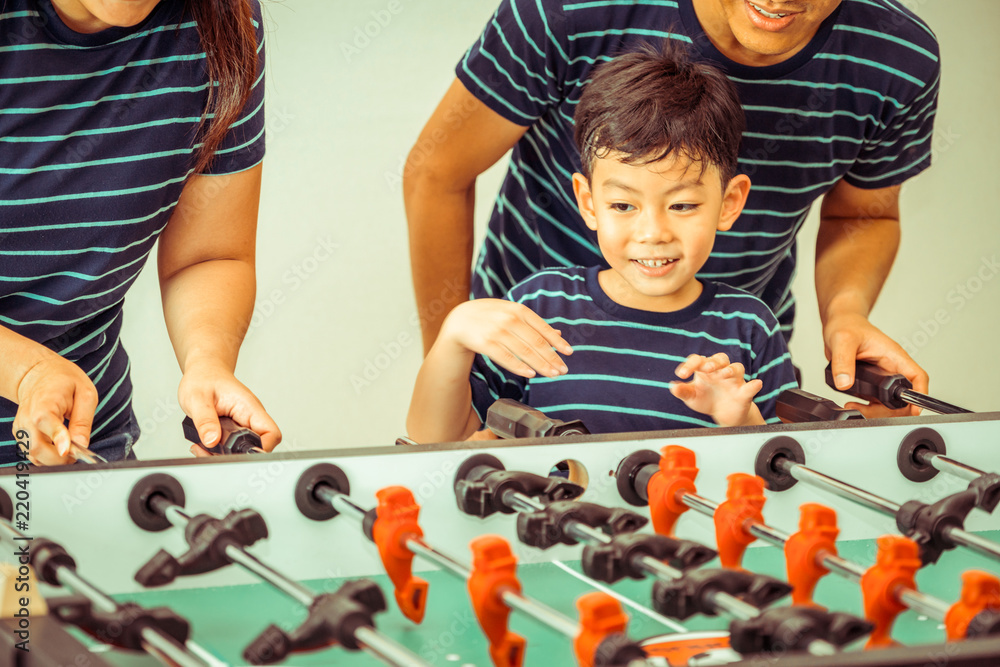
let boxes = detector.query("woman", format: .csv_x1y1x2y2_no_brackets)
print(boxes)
0,0,281,465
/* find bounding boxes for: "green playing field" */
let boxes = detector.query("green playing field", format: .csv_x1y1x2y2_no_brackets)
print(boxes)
71,530,1000,666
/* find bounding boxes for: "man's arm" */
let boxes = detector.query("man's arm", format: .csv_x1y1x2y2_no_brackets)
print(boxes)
157,162,281,450
404,78,529,355
816,178,929,416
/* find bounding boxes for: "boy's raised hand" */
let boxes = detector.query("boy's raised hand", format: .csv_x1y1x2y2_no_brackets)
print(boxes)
439,299,572,378
670,353,765,427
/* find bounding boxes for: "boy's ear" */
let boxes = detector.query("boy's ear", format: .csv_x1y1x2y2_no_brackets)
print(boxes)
717,174,751,232
572,172,598,231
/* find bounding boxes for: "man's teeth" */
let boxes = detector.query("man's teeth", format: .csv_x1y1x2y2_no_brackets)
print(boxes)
636,259,676,268
750,2,788,18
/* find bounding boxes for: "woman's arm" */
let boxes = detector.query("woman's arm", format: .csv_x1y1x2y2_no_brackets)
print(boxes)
157,162,281,450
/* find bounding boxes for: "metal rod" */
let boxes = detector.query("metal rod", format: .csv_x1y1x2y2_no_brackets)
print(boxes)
225,546,316,607
775,458,902,516
898,389,971,415
680,493,719,517
817,552,867,582
355,626,430,667
945,527,1000,562
55,568,118,613
917,450,987,483
406,538,470,579
136,629,209,667
897,587,953,619
501,588,580,637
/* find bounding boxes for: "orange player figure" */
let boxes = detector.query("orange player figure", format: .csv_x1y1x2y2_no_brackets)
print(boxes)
647,445,699,536
784,504,840,606
467,536,527,667
861,535,921,648
713,474,767,570
371,486,429,623
945,570,1000,640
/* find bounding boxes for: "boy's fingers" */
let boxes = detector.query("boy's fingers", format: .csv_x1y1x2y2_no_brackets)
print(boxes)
523,310,573,355
670,381,695,401
739,378,764,401
703,352,730,373
675,354,705,379
510,323,568,377
486,342,538,378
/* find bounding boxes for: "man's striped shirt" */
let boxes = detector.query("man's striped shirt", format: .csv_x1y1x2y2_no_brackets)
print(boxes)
0,0,266,463
458,0,939,340
470,267,798,433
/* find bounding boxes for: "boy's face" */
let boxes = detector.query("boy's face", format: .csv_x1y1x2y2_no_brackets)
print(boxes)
573,152,750,312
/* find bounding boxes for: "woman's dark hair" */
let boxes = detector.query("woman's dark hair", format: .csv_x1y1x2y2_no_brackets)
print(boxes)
186,0,260,173
574,41,745,185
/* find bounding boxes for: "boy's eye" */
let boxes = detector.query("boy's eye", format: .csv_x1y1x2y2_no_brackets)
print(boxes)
609,202,634,213
670,203,699,212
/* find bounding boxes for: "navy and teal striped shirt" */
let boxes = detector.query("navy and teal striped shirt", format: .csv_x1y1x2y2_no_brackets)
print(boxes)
0,0,266,463
458,0,939,339
470,267,798,432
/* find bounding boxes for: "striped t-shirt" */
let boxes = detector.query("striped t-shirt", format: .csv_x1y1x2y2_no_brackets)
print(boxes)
458,0,939,339
470,267,798,432
0,0,266,464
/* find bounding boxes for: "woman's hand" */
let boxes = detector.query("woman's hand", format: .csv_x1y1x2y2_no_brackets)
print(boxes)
14,357,98,465
671,353,765,428
178,361,281,454
439,299,572,378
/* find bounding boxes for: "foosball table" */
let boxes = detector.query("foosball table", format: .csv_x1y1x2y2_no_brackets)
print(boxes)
2,400,1000,666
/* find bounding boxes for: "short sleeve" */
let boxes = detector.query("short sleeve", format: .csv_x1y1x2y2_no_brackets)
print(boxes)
470,354,529,424
456,0,570,126
749,317,798,424
205,0,266,175
843,64,940,189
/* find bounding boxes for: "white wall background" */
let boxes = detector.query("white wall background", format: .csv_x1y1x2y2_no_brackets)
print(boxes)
122,0,1000,459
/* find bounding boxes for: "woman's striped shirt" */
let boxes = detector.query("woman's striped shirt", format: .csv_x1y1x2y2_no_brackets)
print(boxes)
458,0,939,340
470,266,798,433
0,0,266,463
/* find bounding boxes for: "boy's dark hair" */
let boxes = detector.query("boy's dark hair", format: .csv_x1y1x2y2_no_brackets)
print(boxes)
574,41,745,185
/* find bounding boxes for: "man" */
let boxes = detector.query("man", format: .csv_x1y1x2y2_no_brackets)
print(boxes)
404,0,938,417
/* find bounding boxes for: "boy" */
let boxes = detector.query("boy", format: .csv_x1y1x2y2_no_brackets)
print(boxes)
407,45,797,443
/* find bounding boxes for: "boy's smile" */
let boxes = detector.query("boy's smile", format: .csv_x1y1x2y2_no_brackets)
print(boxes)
573,152,750,312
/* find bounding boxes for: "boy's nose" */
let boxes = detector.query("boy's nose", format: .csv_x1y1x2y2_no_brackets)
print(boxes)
634,210,673,243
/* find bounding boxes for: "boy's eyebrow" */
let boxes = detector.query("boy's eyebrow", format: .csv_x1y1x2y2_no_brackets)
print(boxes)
602,177,705,196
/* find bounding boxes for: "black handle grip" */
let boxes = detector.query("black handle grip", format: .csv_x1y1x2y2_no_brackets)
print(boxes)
825,361,910,410
485,399,590,438
181,416,264,455
776,388,865,423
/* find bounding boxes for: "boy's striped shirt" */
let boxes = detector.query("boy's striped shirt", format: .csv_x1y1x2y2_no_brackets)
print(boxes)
458,0,939,339
0,0,266,464
470,266,798,433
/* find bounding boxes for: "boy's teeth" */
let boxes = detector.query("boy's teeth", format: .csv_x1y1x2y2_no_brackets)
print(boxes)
636,259,675,268
750,2,787,18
